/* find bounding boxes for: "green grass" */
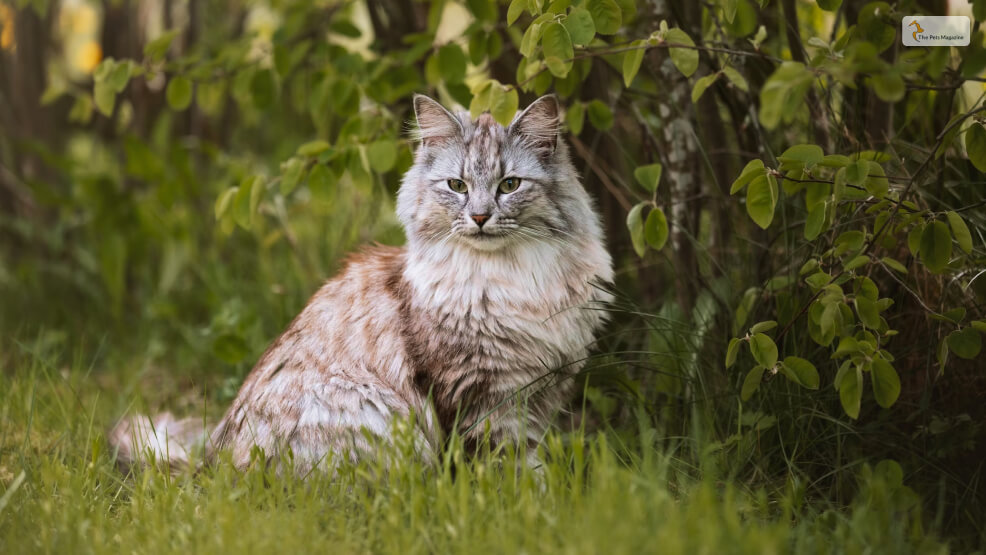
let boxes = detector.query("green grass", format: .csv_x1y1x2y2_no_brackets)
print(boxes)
0,339,948,554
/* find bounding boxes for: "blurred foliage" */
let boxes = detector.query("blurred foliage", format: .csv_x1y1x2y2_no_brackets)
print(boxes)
2,0,986,547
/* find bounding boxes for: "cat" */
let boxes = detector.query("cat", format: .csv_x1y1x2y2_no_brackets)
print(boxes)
110,94,613,474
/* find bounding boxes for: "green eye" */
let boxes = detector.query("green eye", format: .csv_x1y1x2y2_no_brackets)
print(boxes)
447,179,467,193
499,177,521,194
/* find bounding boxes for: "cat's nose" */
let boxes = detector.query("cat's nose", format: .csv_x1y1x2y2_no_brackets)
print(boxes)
470,213,490,228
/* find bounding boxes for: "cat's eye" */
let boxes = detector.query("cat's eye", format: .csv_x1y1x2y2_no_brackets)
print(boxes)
498,177,522,194
447,179,467,193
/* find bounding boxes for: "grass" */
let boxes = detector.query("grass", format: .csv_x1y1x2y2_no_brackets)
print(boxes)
0,335,949,554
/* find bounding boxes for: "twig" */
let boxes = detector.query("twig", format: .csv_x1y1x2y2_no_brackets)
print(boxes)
568,134,633,212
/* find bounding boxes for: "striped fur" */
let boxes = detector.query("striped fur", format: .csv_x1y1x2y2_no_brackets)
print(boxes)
110,95,612,474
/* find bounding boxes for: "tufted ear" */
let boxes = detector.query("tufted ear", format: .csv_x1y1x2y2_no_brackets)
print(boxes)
412,94,463,146
508,94,561,153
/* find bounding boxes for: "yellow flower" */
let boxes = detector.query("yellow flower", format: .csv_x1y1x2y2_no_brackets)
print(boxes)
0,3,16,51
75,40,102,73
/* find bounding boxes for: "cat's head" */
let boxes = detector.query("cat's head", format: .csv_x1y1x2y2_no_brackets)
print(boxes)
397,94,593,253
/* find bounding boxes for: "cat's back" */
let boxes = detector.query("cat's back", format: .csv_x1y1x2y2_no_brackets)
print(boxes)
212,245,420,468
271,244,410,378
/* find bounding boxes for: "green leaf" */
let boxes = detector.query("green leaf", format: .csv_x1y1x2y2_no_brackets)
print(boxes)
634,163,663,192
971,320,986,333
644,207,669,250
920,220,952,273
586,100,614,131
871,72,905,102
863,161,889,198
368,140,398,173
566,102,585,135
297,140,331,157
214,187,237,221
820,301,840,338
586,0,622,35
564,7,596,45
778,144,823,166
907,223,924,257
622,41,646,87
469,31,487,66
437,43,468,84
875,459,904,488
730,159,765,194
871,359,901,408
664,28,698,77
758,62,813,129
839,366,863,419
741,366,765,401
881,257,907,273
817,0,842,12
749,333,778,368
721,66,748,92
166,76,193,111
965,123,986,173
542,23,574,78
94,81,116,116
690,73,717,103
280,159,305,196
976,0,986,21
855,296,881,329
94,58,115,82
946,211,974,253
939,307,966,323
780,356,820,389
745,174,777,229
844,255,869,271
947,327,982,359
109,61,132,93
489,86,519,126
804,203,826,240
834,336,859,358
627,202,646,257
250,69,277,110
750,320,777,333
519,22,544,58
722,0,738,22
249,177,264,224
144,30,178,62
725,337,741,368
470,80,493,119
329,20,362,38
507,0,526,24
857,1,895,53
233,177,256,229
308,164,333,202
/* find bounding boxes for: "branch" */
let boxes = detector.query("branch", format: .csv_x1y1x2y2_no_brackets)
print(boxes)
568,134,633,212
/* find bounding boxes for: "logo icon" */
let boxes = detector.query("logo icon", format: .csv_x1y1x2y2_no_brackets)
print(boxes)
908,19,924,42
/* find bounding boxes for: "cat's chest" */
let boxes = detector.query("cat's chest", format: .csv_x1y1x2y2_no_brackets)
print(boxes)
440,280,597,357
405,249,607,373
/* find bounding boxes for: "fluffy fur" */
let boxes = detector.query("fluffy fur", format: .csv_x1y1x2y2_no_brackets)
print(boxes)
110,94,613,474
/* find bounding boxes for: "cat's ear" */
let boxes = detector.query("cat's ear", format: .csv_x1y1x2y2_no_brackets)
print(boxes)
509,94,561,153
412,94,462,147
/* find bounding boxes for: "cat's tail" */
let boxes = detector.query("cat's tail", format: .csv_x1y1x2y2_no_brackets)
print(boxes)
109,412,213,472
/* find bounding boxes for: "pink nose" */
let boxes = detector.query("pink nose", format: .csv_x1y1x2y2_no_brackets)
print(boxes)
471,214,490,227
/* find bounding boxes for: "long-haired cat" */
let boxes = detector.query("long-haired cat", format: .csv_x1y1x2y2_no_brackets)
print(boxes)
110,94,613,473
